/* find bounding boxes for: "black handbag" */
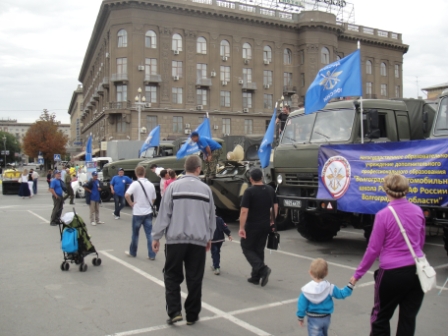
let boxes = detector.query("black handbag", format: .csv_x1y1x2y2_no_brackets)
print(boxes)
137,181,158,218
266,188,280,250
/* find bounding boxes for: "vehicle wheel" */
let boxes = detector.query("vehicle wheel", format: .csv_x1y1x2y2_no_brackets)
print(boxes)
75,191,80,199
364,226,373,243
296,212,339,242
60,262,65,271
92,258,102,266
100,190,111,202
61,262,69,271
79,263,88,272
276,207,292,231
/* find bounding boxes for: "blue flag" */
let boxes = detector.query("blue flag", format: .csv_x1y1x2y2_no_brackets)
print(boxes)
305,49,362,115
258,107,277,168
85,135,92,162
176,118,212,159
139,125,160,157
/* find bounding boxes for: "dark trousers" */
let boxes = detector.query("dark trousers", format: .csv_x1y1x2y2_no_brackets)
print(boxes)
63,186,74,204
51,196,64,223
241,228,269,280
164,244,206,322
113,194,126,216
211,242,223,269
370,265,424,336
33,179,37,194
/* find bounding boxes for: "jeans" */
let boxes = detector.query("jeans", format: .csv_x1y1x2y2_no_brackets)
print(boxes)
211,242,223,269
113,194,126,217
129,214,155,259
33,179,37,194
51,196,64,224
308,315,331,336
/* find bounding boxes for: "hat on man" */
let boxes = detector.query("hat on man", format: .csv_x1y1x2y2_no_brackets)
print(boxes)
118,168,124,172
54,170,61,174
191,131,199,137
249,168,263,182
92,171,98,176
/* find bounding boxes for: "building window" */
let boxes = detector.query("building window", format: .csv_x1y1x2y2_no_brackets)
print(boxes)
197,64,207,80
366,82,372,95
395,64,400,78
263,46,272,62
395,85,400,98
244,120,253,134
380,62,387,76
242,42,252,59
145,58,157,76
222,118,231,135
197,89,207,106
284,72,292,86
220,91,231,107
299,50,304,65
264,94,273,109
366,60,372,75
116,84,127,102
173,116,183,133
145,86,157,103
117,29,127,48
172,61,183,77
220,40,230,57
116,115,127,133
117,58,127,75
172,33,182,52
321,47,330,64
243,68,252,83
197,37,207,54
146,116,157,132
284,48,292,64
243,92,252,108
263,71,273,86
172,88,183,104
301,73,305,87
381,84,387,97
145,30,157,48
220,66,230,82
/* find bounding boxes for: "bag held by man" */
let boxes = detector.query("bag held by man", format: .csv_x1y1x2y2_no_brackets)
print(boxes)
266,193,279,250
61,228,78,253
137,181,158,218
388,206,436,293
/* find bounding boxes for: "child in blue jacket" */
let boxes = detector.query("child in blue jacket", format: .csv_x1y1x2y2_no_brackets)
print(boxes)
210,215,232,275
297,258,354,336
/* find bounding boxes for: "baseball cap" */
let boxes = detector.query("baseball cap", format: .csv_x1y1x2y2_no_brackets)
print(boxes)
118,168,124,172
92,171,98,176
249,168,263,182
54,170,61,174
191,131,199,137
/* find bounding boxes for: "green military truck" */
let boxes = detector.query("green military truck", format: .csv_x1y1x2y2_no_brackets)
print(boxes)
273,98,438,241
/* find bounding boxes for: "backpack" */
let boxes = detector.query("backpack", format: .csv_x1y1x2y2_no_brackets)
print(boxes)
61,228,78,253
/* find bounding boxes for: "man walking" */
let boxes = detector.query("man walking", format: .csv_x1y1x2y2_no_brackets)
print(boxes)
63,168,74,205
239,168,278,287
111,168,132,219
152,155,216,326
31,169,39,195
49,170,64,226
83,172,104,226
190,132,222,183
124,166,157,259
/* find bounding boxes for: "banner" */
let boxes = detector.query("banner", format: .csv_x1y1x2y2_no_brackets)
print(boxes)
176,118,212,159
258,107,277,168
317,139,448,215
85,135,92,162
139,125,160,157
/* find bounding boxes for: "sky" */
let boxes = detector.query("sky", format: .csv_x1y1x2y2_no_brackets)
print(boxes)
0,0,447,124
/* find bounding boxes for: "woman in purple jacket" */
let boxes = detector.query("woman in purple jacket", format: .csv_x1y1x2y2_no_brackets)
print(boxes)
350,174,425,336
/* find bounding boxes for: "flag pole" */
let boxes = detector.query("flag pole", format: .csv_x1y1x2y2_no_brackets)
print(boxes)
358,41,364,144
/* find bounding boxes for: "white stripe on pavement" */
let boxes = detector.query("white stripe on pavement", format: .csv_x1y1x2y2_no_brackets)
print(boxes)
28,210,50,223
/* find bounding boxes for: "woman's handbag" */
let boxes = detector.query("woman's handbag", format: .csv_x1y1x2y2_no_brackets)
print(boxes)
266,189,280,250
388,206,436,293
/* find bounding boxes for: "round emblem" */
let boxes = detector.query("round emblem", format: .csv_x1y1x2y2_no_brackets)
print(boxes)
321,155,351,199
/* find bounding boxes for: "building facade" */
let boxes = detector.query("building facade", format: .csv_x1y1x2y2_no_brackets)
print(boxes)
77,0,408,143
422,82,448,101
67,85,84,156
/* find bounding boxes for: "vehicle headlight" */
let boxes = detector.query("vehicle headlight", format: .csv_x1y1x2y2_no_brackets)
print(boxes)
277,174,283,184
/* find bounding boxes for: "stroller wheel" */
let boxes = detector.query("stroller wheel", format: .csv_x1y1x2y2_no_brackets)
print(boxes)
79,263,88,272
60,262,69,271
92,258,102,266
75,257,82,265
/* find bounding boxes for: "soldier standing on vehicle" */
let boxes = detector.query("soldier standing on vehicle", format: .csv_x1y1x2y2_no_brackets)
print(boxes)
276,105,290,133
190,131,222,183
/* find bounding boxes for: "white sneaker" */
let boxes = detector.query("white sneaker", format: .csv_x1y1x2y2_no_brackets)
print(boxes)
114,216,120,220
97,221,105,224
91,222,97,226
125,251,135,257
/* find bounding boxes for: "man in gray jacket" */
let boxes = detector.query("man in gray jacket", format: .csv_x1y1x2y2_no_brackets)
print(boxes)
152,155,215,326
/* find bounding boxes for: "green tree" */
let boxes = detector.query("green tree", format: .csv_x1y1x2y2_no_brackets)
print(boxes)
0,132,21,167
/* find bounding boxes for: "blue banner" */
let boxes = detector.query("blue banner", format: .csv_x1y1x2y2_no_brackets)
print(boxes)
139,125,160,157
258,107,277,168
85,135,92,162
176,118,212,159
317,139,448,215
305,49,362,115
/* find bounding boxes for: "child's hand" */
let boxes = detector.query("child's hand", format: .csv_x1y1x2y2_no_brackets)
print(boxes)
298,320,304,327
228,235,233,241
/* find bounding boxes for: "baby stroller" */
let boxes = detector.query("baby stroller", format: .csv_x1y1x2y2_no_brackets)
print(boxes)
58,209,102,272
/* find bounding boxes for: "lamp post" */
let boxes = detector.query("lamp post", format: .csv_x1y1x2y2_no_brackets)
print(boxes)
135,87,146,141
2,135,6,168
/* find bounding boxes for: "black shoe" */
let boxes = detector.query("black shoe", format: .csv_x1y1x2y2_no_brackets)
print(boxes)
167,313,183,325
260,267,271,287
50,222,58,226
247,277,260,285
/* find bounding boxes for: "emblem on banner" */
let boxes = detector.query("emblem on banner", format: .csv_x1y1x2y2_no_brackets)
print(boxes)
321,155,351,199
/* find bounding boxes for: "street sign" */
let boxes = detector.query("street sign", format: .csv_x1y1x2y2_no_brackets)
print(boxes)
54,154,61,161
73,142,82,145
1,150,10,155
38,158,44,165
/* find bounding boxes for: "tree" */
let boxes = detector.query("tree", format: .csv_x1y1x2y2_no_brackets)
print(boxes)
22,109,68,169
0,132,21,167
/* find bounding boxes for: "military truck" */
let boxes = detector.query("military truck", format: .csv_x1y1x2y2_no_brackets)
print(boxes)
273,98,437,241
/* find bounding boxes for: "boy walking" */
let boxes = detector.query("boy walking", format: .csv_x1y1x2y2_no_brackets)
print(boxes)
297,258,354,336
210,215,232,275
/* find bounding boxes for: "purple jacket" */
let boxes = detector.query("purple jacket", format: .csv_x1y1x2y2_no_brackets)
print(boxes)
354,198,425,280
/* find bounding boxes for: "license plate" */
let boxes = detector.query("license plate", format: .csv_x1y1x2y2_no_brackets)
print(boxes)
284,199,301,208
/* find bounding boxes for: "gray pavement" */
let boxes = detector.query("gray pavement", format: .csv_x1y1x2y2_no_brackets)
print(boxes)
1,182,448,335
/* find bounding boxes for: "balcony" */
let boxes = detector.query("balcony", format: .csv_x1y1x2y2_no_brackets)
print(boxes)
144,74,162,84
102,77,109,88
92,93,100,101
283,85,297,94
97,83,104,94
196,78,212,87
111,73,128,82
242,81,257,91
108,101,132,110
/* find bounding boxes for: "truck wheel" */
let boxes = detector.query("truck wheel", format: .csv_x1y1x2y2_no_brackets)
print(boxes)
363,226,373,243
296,213,339,242
276,207,292,231
100,190,111,202
443,226,448,256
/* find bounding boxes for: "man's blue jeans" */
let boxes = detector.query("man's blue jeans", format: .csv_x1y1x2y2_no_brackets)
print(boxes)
113,194,126,217
129,213,156,259
33,179,37,194
307,315,331,336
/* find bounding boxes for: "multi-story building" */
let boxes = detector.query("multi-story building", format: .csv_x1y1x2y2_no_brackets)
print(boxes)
422,82,448,101
67,85,84,156
77,0,408,143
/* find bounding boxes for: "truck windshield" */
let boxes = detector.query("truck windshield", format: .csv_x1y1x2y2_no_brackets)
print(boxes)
280,109,355,145
433,96,448,136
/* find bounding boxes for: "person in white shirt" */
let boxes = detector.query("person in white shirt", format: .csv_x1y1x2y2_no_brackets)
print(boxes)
124,165,157,260
31,169,39,195
150,164,164,176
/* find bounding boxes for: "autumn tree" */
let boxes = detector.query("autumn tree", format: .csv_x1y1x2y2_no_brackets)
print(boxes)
0,131,21,167
22,110,68,168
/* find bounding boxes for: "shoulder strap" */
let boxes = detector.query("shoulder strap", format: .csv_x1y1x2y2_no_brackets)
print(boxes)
137,180,156,212
388,205,418,260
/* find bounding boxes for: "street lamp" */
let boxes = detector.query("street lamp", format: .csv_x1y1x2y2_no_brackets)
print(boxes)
135,87,146,141
2,135,6,168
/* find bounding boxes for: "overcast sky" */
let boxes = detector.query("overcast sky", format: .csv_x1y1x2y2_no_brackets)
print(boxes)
0,0,447,124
